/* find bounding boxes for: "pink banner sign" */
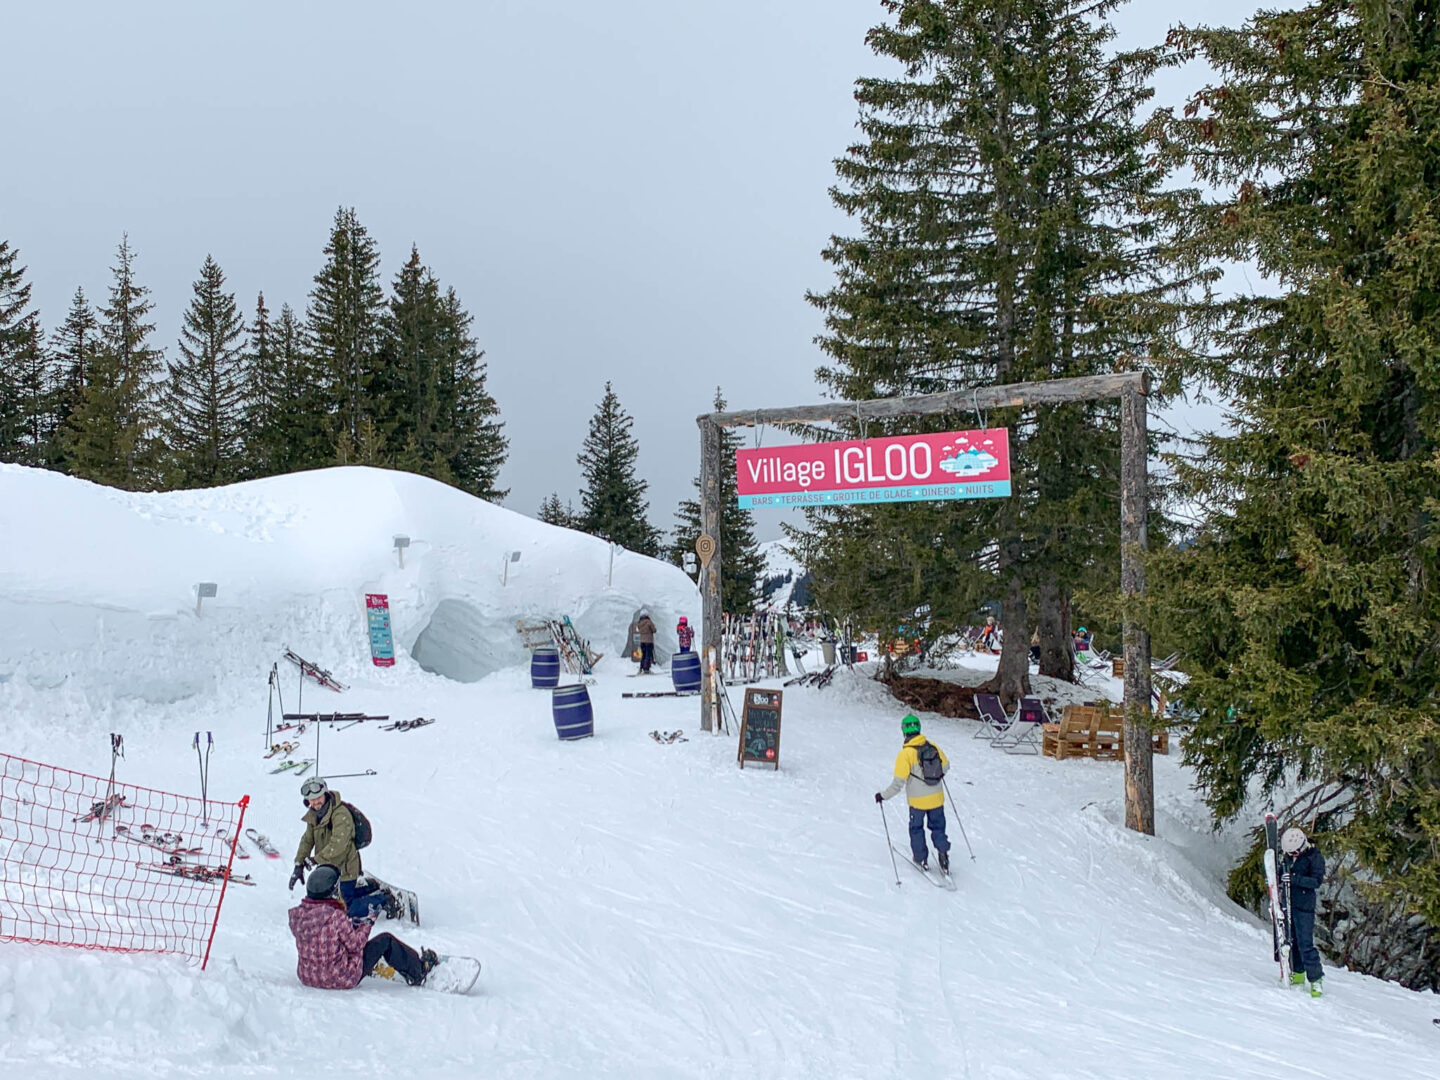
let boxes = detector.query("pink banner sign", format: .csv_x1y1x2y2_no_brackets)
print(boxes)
735,428,1011,508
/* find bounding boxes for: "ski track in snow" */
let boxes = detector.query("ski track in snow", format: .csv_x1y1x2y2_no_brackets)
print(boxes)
1,467,1438,1079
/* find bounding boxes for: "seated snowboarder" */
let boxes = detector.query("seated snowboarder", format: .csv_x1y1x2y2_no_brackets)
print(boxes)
1281,827,1327,996
290,776,391,920
288,864,437,989
875,714,952,872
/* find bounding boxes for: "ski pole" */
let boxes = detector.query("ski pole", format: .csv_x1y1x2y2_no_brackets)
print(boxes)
878,800,901,887
943,778,976,862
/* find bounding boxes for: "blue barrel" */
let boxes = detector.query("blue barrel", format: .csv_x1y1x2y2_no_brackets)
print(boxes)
551,684,594,741
671,650,701,693
531,647,560,689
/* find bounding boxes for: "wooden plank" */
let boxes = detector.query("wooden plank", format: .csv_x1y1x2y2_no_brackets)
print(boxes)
699,373,1145,429
1121,382,1155,830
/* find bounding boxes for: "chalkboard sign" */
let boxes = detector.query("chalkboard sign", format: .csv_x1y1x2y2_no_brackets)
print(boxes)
738,688,783,770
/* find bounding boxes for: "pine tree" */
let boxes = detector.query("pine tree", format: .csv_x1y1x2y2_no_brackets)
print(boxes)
1148,1,1440,985
238,292,276,479
48,287,101,474
669,388,764,612
804,0,1181,700
160,255,246,486
64,236,163,489
0,235,42,464
307,207,385,451
538,492,576,528
377,245,443,472
435,286,507,500
575,381,660,555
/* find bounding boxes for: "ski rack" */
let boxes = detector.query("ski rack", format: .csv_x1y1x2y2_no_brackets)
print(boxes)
516,617,603,675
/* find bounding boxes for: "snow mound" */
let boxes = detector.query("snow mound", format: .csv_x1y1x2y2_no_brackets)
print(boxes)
0,464,698,700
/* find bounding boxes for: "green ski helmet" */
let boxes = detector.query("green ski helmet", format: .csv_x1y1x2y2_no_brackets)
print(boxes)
901,714,922,737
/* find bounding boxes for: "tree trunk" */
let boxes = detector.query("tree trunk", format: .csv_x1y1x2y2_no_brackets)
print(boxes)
1037,576,1075,683
982,562,1031,708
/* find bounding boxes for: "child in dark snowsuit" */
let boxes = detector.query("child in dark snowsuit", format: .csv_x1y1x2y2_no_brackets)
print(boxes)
1281,827,1326,996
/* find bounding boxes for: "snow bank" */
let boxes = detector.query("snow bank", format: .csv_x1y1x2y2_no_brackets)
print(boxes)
0,464,698,699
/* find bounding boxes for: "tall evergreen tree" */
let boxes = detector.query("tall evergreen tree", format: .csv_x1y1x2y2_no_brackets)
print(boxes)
160,255,246,486
48,287,100,474
436,286,507,500
242,300,328,475
64,235,163,488
669,388,765,612
1149,1,1440,988
0,235,41,463
575,381,660,555
377,245,444,471
804,0,1180,699
307,207,385,452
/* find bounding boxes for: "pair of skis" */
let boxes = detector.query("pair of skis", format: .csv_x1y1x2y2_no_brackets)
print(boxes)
271,759,314,775
73,793,127,823
890,845,958,891
114,824,204,859
283,648,347,692
380,717,435,732
1263,812,1293,984
141,861,255,886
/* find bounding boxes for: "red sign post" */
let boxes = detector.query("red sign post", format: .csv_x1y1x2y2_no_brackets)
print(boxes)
735,427,1011,508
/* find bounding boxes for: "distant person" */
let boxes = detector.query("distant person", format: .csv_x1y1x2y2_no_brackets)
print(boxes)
1029,628,1040,664
636,610,658,673
290,777,390,920
676,616,694,653
1281,827,1327,996
289,864,437,989
978,616,999,654
875,715,952,873
1074,626,1093,652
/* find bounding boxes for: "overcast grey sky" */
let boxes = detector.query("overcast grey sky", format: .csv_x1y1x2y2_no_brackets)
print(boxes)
5,0,1269,541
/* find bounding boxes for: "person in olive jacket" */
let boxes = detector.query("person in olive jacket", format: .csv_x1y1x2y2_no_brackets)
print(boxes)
875,714,952,872
1281,826,1327,996
289,776,384,919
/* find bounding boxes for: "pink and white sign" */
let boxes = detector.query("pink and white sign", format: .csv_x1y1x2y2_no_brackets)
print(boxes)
735,428,1011,508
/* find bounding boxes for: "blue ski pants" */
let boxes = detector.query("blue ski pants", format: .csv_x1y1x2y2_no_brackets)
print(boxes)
908,806,950,864
341,878,383,920
1289,908,1324,982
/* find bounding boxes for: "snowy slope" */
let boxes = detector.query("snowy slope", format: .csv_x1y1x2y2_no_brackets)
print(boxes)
757,538,805,611
1,466,1438,1080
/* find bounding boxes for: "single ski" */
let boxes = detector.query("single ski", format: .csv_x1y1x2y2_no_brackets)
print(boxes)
623,690,697,698
1263,812,1293,984
74,793,127,823
282,648,348,692
245,828,281,858
218,826,250,859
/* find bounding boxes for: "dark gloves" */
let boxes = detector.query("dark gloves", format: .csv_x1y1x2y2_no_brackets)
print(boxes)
289,864,305,891
874,792,884,804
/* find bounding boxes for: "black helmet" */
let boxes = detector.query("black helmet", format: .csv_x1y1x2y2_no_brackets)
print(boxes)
306,864,340,899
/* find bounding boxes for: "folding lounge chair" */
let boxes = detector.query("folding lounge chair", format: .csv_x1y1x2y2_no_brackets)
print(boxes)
993,696,1048,754
972,693,1011,740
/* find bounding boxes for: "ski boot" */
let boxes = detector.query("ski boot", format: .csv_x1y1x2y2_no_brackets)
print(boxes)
938,851,950,873
1309,978,1323,998
1289,971,1306,987
414,948,440,986
914,857,928,872
381,887,403,921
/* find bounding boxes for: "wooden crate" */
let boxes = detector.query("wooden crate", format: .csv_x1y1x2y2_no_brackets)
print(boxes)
1111,656,1125,679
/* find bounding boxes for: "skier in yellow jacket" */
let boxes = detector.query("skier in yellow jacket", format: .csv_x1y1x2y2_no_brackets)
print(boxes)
875,715,951,872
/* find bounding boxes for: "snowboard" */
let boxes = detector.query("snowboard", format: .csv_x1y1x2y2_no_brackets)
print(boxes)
373,953,480,994
362,872,420,927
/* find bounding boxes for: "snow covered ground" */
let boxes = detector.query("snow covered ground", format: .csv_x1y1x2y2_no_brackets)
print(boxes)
1,465,1437,1079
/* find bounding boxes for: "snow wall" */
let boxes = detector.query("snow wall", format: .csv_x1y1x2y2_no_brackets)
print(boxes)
0,464,700,700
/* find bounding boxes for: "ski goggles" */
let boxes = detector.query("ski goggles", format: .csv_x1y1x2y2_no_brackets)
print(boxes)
300,778,328,800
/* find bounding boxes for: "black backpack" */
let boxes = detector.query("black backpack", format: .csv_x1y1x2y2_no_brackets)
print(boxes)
916,740,945,786
344,801,373,849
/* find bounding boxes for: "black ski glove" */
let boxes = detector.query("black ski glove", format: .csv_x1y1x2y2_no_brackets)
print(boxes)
288,864,305,891
874,792,884,803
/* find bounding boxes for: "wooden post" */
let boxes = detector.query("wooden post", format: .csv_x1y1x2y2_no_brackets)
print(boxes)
698,418,723,733
1120,377,1155,835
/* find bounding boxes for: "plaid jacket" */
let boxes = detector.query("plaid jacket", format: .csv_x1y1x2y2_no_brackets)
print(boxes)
288,897,372,989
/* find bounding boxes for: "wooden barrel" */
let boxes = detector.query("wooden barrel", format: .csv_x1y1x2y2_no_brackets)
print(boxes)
551,684,594,740
531,646,560,688
671,649,701,693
